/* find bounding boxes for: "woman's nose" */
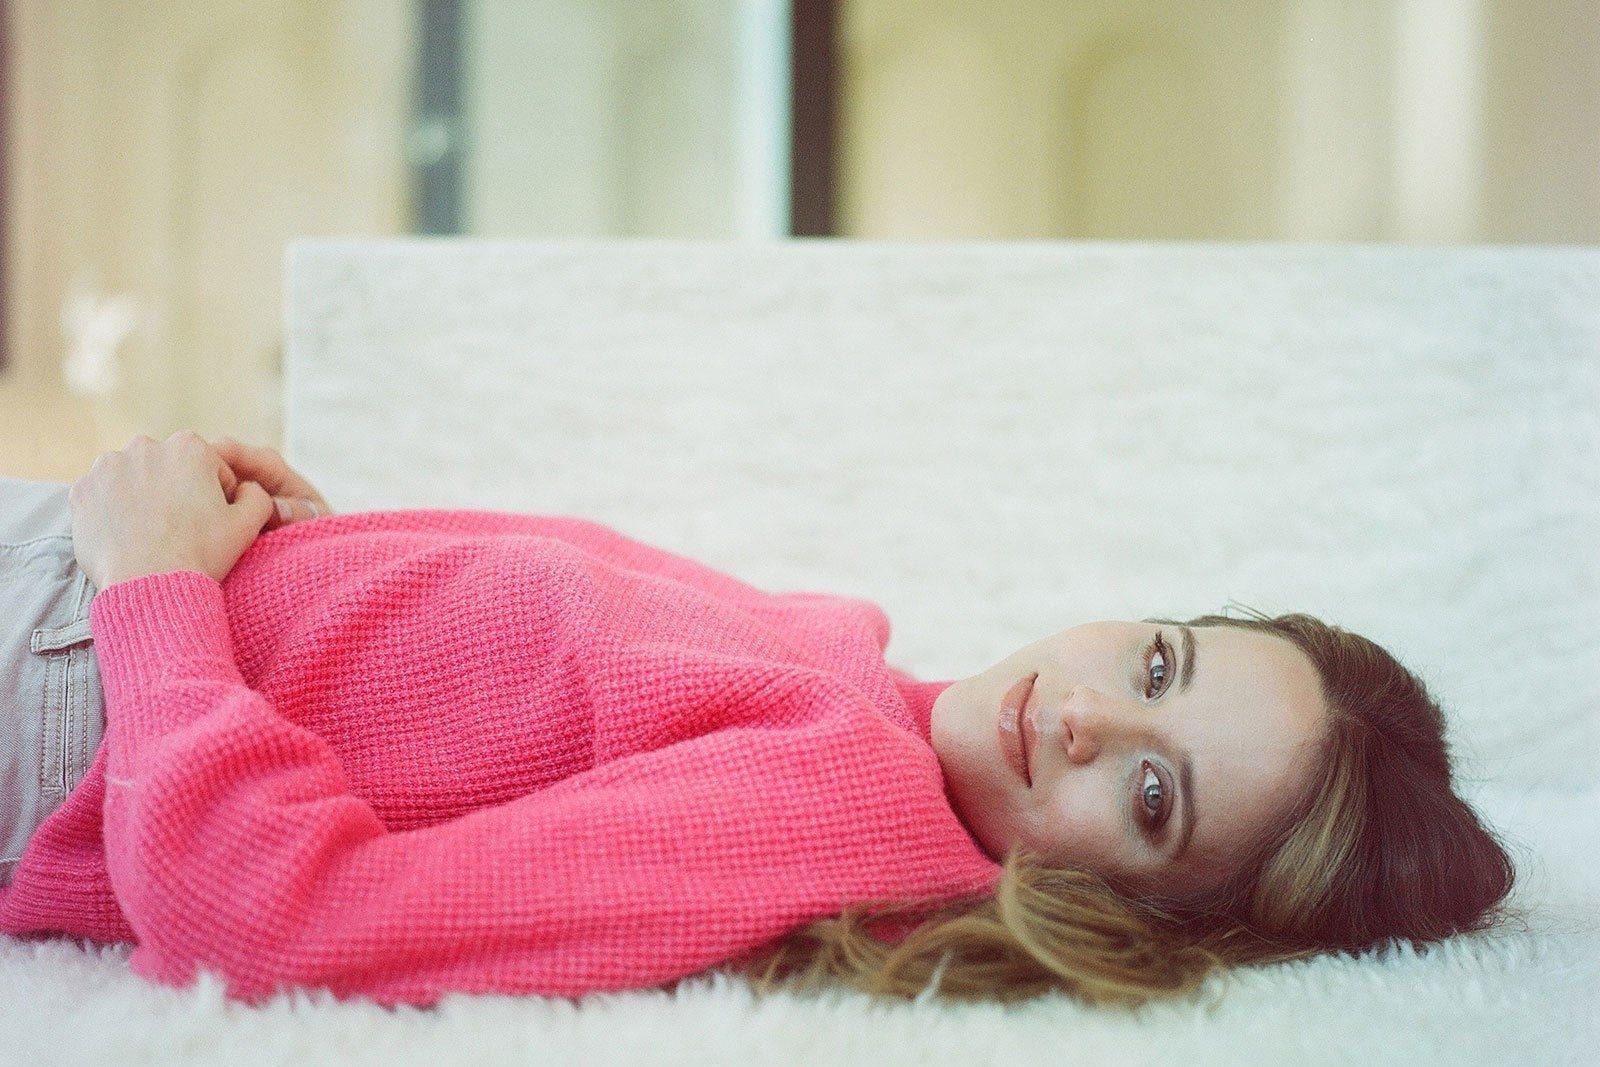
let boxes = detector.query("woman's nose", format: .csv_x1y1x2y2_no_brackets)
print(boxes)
1058,685,1137,764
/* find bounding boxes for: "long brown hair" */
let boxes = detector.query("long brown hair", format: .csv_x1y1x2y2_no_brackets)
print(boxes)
745,612,1516,1003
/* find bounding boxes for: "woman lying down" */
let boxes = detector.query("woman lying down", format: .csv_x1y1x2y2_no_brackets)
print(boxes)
0,433,1513,1005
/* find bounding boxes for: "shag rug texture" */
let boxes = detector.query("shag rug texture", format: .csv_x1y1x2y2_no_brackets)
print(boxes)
4,242,1596,1065
1,782,1595,1066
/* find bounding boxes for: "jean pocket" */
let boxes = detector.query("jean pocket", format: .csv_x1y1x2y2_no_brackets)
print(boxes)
29,570,100,801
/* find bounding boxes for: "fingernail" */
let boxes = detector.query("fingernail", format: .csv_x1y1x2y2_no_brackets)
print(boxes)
276,498,293,523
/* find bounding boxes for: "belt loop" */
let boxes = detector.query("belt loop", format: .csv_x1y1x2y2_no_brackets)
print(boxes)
31,617,94,654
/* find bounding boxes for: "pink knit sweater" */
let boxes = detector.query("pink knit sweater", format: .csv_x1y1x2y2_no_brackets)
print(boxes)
0,512,998,1003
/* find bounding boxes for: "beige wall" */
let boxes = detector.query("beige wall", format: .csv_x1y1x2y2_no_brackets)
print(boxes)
1479,0,1600,242
840,0,1600,242
2,0,413,478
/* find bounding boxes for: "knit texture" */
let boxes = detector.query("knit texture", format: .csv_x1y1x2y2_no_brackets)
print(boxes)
0,512,997,1004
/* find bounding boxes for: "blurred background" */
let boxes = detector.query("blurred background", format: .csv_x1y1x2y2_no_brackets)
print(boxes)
2,0,1598,480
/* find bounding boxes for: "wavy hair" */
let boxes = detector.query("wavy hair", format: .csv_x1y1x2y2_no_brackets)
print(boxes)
744,612,1515,1003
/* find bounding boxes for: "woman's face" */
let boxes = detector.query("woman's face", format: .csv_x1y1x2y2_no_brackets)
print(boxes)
932,621,1328,900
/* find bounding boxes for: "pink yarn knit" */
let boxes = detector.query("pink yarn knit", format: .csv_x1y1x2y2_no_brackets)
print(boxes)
0,512,997,1004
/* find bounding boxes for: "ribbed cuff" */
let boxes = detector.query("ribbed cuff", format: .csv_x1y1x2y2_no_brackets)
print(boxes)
89,570,241,737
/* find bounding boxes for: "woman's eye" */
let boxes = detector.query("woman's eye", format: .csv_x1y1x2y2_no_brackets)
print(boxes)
1145,634,1171,698
1140,762,1169,830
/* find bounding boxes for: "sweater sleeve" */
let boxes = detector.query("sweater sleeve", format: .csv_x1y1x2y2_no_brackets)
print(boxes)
91,571,992,1005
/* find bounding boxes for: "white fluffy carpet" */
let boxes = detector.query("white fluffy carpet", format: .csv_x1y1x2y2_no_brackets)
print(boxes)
2,785,1594,1067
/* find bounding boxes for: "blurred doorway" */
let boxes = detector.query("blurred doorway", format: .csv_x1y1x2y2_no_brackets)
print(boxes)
836,0,1600,242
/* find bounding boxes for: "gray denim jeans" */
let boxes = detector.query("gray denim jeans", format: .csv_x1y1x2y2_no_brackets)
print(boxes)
0,477,105,886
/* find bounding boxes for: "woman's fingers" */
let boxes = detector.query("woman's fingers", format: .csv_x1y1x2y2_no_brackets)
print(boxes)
265,494,323,530
211,436,332,518
230,480,278,535
211,436,293,495
216,454,241,502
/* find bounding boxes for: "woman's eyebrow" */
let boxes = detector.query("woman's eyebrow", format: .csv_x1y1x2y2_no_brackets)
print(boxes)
1174,753,1197,861
1177,624,1198,693
1173,626,1198,861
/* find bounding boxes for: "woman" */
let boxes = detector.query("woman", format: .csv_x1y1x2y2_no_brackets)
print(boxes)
0,433,1513,1005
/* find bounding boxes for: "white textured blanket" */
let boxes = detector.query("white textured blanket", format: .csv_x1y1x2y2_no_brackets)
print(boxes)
4,241,1595,1064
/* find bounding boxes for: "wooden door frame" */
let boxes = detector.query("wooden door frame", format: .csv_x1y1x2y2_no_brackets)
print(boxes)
790,0,837,236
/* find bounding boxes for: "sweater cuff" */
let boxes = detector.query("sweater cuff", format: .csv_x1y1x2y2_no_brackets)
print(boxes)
89,570,241,724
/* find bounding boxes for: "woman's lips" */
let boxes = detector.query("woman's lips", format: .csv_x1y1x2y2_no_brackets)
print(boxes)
998,673,1037,786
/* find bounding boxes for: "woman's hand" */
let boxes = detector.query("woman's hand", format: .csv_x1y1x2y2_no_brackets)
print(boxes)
69,432,324,589
211,436,333,530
